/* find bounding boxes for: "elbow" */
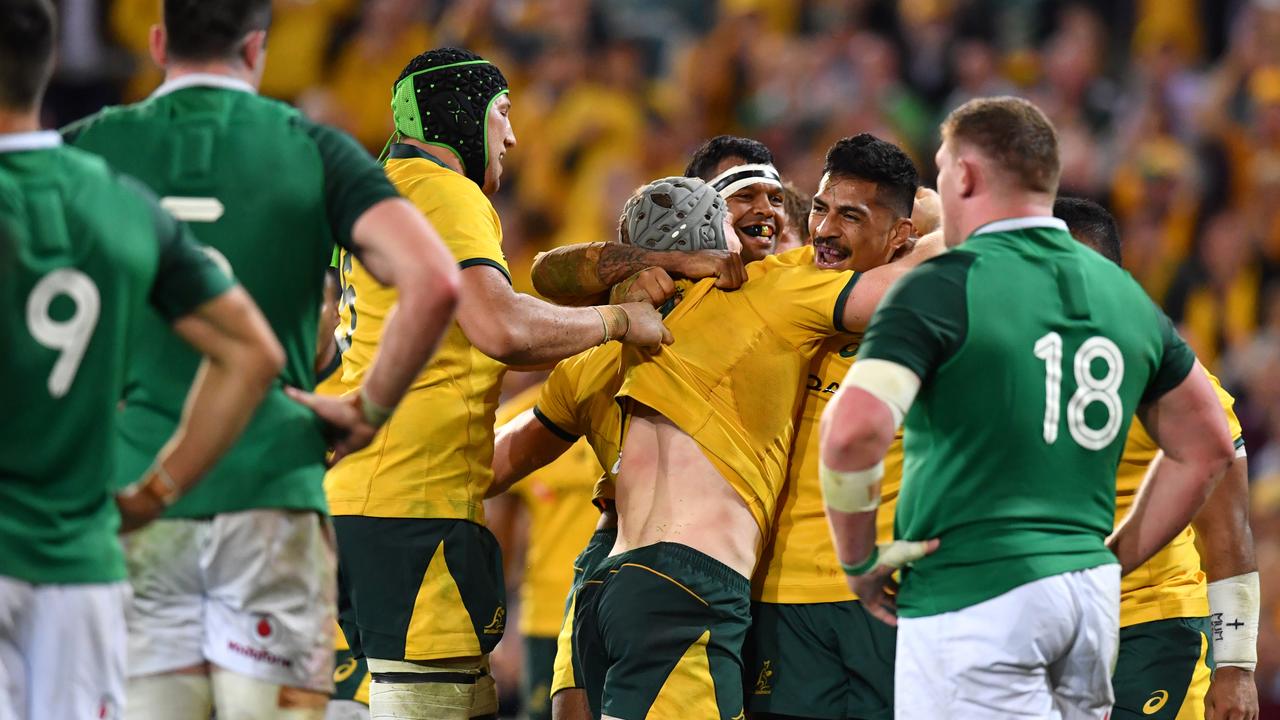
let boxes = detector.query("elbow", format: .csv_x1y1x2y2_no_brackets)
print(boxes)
820,396,895,469
481,323,532,364
248,331,286,391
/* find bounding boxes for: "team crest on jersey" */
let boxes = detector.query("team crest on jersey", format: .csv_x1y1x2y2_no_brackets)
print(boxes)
483,606,506,635
753,660,774,695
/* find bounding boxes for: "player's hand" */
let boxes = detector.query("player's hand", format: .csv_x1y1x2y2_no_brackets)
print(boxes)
611,267,677,307
671,249,746,289
910,187,941,237
284,387,380,465
115,487,166,534
1205,667,1259,720
847,539,939,627
617,302,674,352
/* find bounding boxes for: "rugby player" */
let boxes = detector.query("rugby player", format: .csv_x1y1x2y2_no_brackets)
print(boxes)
821,96,1236,719
1055,197,1259,720
63,2,462,716
315,48,675,720
773,181,812,254
0,0,284,715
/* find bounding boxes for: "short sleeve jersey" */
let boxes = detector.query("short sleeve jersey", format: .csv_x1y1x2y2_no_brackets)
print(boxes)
618,246,858,533
496,385,601,638
535,343,626,505
1116,366,1245,627
0,132,232,583
325,145,509,522
753,339,905,604
858,218,1196,618
63,76,398,517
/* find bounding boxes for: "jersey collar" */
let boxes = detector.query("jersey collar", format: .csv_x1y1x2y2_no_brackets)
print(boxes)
971,216,1068,236
151,73,257,99
387,143,454,171
0,130,61,154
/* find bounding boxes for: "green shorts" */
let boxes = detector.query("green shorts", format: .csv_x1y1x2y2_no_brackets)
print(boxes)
332,641,370,705
574,542,751,720
333,516,506,661
523,635,557,720
551,528,618,696
1112,616,1213,719
743,600,895,720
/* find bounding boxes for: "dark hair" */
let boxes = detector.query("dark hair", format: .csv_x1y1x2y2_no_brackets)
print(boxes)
822,133,920,218
942,96,1060,195
163,0,272,62
0,0,55,109
1054,196,1122,265
782,182,811,243
684,135,774,181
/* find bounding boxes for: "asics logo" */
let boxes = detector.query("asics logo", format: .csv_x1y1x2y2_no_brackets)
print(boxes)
1143,689,1169,714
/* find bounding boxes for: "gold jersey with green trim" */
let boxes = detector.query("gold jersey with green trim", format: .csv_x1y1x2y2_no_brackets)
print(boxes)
1116,366,1245,627
535,342,625,506
618,245,858,534
754,339,903,604
326,145,510,522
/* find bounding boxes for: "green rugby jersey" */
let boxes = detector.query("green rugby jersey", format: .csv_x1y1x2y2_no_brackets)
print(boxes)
0,131,233,583
64,74,399,518
858,217,1195,618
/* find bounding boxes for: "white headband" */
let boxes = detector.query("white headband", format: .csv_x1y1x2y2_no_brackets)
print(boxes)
709,163,782,197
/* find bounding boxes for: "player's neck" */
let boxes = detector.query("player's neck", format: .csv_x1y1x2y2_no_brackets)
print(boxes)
0,108,41,135
398,138,464,175
164,62,258,90
956,196,1055,243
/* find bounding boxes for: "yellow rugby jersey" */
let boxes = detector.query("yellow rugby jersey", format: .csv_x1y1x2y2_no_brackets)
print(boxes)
535,343,625,505
753,339,903,604
496,386,602,638
325,149,509,522
1116,367,1245,627
618,246,858,533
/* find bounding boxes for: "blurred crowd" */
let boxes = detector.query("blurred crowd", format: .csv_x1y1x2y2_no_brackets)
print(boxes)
44,0,1280,710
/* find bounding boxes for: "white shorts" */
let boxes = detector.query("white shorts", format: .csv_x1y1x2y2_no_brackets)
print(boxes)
123,509,336,693
896,564,1120,720
325,699,370,719
0,576,129,720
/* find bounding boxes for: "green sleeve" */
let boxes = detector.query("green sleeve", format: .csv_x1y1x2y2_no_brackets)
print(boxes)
121,176,235,321
1141,306,1196,403
856,251,975,381
301,120,401,251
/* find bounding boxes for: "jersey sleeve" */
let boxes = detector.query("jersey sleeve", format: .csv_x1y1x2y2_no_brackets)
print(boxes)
301,121,401,252
856,252,974,380
1140,307,1196,404
120,176,235,321
1204,366,1247,454
534,358,588,441
429,178,511,284
754,256,860,341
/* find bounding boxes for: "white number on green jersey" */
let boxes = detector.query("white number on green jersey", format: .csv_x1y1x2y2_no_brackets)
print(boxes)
1034,332,1125,450
26,269,100,398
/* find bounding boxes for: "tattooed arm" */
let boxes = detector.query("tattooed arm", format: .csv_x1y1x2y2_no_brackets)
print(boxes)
531,242,745,305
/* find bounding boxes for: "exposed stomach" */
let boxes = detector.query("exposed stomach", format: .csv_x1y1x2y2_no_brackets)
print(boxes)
611,407,761,578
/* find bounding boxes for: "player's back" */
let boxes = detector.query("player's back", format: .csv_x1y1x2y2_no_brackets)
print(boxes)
879,219,1194,617
1,133,173,582
65,78,380,517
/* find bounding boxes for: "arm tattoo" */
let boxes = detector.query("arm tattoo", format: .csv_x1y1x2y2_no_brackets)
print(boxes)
532,242,663,302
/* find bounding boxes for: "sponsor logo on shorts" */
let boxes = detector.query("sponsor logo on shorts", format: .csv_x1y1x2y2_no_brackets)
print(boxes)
753,660,774,695
227,640,294,668
334,656,359,683
97,694,118,720
1143,689,1169,714
483,606,506,635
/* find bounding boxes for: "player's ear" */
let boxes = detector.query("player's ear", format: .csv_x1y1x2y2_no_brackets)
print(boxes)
888,217,914,254
958,156,977,200
240,30,267,73
148,24,167,69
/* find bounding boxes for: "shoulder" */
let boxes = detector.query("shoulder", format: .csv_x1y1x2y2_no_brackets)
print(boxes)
61,101,156,144
889,249,977,299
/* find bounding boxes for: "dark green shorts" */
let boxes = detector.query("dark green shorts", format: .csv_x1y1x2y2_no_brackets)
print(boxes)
552,528,618,695
523,635,558,720
574,542,751,720
332,642,369,705
743,600,895,720
333,516,506,661
1112,616,1213,719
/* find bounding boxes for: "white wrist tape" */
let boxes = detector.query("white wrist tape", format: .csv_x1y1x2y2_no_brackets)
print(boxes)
843,358,921,429
820,459,884,513
1207,571,1260,671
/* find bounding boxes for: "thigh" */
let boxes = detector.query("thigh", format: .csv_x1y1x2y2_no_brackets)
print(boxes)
0,577,32,720
28,582,128,720
1051,565,1120,720
121,519,206,677
835,602,895,720
202,510,337,692
523,636,558,720
552,530,618,698
743,602,846,720
1111,618,1208,720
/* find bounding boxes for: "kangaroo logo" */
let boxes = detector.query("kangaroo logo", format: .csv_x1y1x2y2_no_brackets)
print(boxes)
753,660,775,695
483,605,506,635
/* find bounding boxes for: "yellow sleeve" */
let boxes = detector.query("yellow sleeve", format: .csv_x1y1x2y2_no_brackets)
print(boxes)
1203,365,1245,453
751,255,859,342
411,175,510,281
535,357,588,441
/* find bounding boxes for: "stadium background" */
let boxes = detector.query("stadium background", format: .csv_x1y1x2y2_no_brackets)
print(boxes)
43,0,1280,714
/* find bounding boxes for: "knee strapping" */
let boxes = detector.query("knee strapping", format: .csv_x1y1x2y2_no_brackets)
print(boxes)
366,658,496,720
210,667,327,720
